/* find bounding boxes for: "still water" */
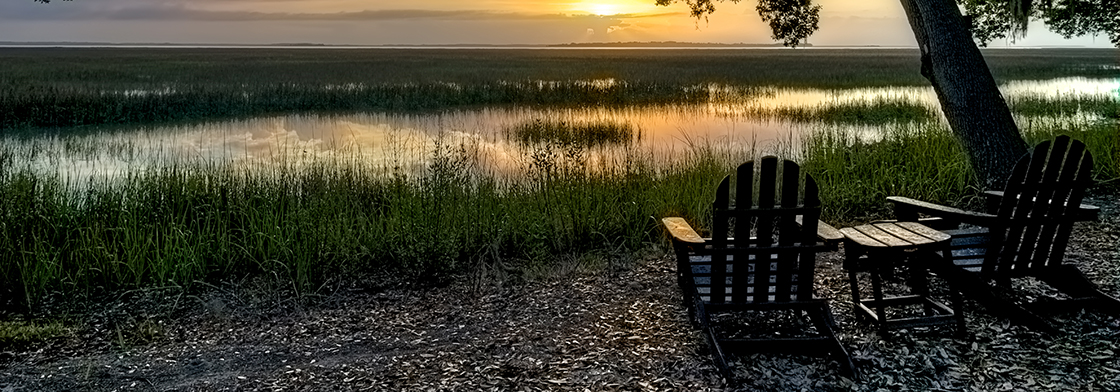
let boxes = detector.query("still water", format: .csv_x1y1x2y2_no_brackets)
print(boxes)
5,77,1117,183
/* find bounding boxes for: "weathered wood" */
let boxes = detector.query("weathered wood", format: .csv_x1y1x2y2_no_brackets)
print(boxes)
873,222,939,246
711,176,731,305
853,224,916,248
839,227,890,248
894,221,951,242
841,221,963,337
662,217,704,245
808,218,844,243
887,196,1000,227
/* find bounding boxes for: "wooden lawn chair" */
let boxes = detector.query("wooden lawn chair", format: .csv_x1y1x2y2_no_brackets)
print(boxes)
662,157,855,385
888,136,1119,333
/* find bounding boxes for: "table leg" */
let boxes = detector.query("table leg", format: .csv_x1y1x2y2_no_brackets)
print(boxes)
907,253,935,317
869,258,889,337
846,248,864,312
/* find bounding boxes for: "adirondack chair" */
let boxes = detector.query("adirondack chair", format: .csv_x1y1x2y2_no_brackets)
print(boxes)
888,136,1119,332
662,157,854,384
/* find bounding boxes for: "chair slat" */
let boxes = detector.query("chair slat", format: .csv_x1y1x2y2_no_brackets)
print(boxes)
755,157,778,245
773,160,801,302
1014,137,1070,270
798,176,821,298
734,161,755,249
711,176,731,304
1044,147,1092,269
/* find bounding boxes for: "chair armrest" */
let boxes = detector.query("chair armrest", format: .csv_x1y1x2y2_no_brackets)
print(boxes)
981,191,1002,214
982,190,1100,221
795,216,843,245
662,217,705,245
815,220,845,244
886,196,1001,227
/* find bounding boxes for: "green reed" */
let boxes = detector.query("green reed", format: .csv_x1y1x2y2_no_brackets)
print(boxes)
798,123,976,224
768,99,937,125
1009,93,1120,119
1021,119,1120,182
0,139,732,309
3,117,1117,309
508,118,638,147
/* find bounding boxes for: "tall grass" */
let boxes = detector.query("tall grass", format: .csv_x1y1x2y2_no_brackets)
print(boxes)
1021,119,1120,182
798,124,976,224
3,118,1117,309
0,138,734,310
1009,93,1120,119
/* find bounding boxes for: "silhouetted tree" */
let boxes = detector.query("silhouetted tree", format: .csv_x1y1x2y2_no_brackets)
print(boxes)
657,0,1118,187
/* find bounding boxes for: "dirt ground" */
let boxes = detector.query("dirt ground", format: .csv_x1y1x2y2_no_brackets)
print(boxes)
1,191,1118,391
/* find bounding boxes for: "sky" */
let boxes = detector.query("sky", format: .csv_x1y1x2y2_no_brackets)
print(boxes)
0,0,1113,47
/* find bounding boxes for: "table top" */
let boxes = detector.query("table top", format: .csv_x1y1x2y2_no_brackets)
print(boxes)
839,221,951,249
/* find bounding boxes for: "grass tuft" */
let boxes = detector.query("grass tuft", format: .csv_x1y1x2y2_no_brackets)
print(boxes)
508,118,638,147
0,319,70,349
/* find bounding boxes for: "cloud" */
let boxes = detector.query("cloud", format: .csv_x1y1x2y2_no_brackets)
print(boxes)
2,2,683,22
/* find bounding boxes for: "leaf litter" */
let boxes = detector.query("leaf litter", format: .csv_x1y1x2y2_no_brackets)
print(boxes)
0,192,1117,391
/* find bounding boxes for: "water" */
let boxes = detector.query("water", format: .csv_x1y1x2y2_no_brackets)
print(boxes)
4,77,1117,184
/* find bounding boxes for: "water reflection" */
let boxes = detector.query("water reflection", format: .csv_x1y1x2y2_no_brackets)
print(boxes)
4,78,1116,184
1001,77,1120,98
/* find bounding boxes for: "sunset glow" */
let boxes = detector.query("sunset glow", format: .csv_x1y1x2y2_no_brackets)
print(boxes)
574,1,660,16
588,3,619,15
0,0,1109,47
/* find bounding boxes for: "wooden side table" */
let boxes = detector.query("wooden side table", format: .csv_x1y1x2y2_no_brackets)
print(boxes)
840,221,964,337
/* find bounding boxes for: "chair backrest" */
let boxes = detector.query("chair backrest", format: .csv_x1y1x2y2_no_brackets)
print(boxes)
984,136,1094,278
705,156,822,304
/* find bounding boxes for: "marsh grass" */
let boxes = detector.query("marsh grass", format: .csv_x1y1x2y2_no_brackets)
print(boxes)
769,99,937,125
3,47,1118,310
1009,93,1120,119
0,80,706,130
0,138,734,309
799,124,976,224
3,118,1118,309
1022,119,1120,181
1,48,1116,130
508,118,638,147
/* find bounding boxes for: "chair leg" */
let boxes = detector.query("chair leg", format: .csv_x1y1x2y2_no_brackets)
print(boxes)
950,285,967,337
938,265,1059,334
807,303,858,379
1039,265,1120,316
936,245,968,337
694,298,737,386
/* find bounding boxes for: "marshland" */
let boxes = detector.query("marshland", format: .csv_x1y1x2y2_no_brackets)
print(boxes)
1,47,1119,391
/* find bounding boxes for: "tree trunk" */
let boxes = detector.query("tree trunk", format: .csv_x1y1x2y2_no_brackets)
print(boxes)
898,0,1028,188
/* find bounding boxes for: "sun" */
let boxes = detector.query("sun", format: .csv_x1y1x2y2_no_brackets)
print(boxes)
589,3,619,15
574,1,660,16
